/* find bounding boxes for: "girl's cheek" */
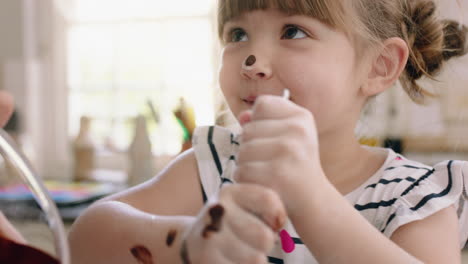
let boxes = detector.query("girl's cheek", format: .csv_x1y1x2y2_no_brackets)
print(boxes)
219,57,241,92
218,67,231,95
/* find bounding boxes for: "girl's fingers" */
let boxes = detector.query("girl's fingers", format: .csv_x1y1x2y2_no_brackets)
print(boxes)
251,95,303,121
240,119,291,142
237,137,294,164
195,199,273,263
219,217,271,263
222,184,286,232
234,161,273,186
185,205,236,263
185,184,284,263
206,244,237,264
238,110,253,126
225,204,277,252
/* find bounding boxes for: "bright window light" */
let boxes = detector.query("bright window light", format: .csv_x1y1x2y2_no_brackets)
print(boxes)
68,0,216,155
73,0,213,21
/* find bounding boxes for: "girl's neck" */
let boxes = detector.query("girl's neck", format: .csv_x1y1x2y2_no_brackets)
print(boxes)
318,127,387,196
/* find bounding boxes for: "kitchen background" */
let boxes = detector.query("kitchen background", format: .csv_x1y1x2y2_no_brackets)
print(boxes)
0,0,467,261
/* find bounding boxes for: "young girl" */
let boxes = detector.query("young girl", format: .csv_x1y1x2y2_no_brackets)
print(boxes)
69,0,468,263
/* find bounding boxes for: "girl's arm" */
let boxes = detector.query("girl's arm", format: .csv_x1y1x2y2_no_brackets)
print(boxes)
291,179,461,264
390,204,460,263
68,150,203,264
69,201,195,264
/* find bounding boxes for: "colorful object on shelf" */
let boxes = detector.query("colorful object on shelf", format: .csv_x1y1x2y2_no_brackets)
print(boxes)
0,181,119,206
358,137,380,147
174,98,196,152
176,118,190,142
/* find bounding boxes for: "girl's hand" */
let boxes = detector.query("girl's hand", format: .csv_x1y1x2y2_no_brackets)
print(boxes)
234,95,326,214
180,183,286,264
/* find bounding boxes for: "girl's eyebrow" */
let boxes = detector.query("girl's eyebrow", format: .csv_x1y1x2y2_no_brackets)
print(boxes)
224,18,244,28
226,14,325,27
284,15,328,27
283,15,334,34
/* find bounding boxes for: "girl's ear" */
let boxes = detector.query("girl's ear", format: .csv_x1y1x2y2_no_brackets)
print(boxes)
361,37,409,96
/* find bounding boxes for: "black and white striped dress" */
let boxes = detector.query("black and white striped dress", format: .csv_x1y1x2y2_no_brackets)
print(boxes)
192,126,468,263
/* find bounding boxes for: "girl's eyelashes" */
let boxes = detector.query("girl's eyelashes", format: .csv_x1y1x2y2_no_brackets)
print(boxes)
228,28,248,43
223,24,309,43
281,24,308,40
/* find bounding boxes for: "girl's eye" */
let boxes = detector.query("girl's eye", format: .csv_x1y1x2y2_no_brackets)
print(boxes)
230,28,248,42
282,25,307,40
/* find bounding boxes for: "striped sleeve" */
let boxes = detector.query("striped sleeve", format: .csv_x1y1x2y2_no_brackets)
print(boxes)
381,160,468,248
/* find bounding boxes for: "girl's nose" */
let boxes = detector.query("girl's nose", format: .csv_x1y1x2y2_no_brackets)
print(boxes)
241,55,272,80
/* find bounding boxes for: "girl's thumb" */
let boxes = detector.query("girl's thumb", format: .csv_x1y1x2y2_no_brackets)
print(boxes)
238,110,252,126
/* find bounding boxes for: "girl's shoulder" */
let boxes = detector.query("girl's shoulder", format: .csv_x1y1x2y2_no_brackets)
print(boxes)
375,149,436,193
347,148,434,206
350,148,468,248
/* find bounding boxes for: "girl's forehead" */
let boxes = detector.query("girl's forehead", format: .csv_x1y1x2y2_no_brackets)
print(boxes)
225,8,295,24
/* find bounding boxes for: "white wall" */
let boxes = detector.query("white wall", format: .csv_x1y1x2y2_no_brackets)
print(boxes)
0,1,23,61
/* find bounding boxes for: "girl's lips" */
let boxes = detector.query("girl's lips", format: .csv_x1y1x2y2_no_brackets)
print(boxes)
242,95,257,106
242,90,291,106
245,95,257,101
242,99,255,106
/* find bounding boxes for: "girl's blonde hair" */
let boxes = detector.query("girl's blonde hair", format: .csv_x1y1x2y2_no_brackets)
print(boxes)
217,0,467,104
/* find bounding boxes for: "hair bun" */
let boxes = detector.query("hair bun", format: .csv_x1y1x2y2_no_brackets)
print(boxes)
400,0,468,104
442,20,468,60
403,0,444,80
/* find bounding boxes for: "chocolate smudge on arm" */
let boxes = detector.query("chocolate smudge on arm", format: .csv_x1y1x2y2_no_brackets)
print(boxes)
130,245,154,264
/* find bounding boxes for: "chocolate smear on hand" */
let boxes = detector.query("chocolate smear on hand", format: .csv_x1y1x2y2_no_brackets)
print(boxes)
130,245,154,264
202,204,225,238
166,229,177,247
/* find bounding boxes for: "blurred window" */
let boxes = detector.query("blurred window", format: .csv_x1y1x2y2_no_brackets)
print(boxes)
68,0,216,155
